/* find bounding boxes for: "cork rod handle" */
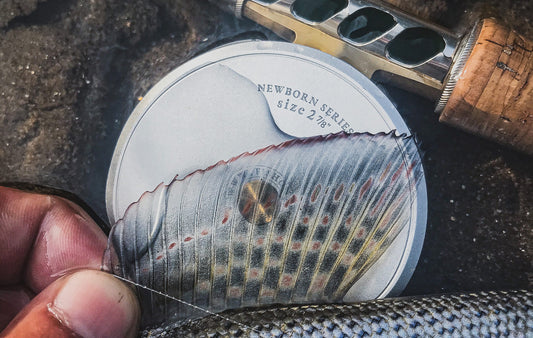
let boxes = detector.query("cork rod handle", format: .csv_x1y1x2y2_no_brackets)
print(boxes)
440,19,533,154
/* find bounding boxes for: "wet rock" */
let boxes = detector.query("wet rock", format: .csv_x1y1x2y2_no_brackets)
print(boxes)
0,0,44,28
0,26,84,189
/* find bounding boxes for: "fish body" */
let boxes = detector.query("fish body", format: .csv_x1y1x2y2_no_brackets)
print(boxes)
142,290,533,337
104,132,423,327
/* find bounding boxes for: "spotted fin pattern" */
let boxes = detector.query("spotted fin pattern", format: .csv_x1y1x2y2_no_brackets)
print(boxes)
104,132,423,327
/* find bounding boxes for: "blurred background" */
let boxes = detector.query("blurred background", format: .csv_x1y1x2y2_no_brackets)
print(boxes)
0,0,531,296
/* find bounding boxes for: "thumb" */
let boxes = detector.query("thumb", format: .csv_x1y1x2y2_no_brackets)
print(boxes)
1,270,140,338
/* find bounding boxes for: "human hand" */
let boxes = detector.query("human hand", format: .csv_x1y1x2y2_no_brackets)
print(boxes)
0,187,140,337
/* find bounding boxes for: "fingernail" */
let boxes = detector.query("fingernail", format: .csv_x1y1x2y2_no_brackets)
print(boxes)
49,270,140,338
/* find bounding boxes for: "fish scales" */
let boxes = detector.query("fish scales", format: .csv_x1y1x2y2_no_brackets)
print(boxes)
105,132,424,327
141,290,533,337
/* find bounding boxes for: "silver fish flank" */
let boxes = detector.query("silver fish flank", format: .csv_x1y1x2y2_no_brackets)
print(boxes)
143,290,533,337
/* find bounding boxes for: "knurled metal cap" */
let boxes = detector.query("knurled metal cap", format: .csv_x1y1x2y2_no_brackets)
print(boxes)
435,21,483,113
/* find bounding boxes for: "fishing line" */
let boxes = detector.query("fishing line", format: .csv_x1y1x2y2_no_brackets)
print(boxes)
49,267,262,333
112,274,262,334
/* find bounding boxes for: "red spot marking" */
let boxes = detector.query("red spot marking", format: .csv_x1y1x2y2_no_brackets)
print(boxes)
332,242,341,251
345,216,352,226
303,217,309,224
261,289,275,298
371,188,389,216
168,242,176,250
311,184,321,203
292,242,302,250
276,236,284,243
269,260,279,267
222,211,230,224
379,213,393,229
357,228,365,238
391,163,405,182
312,242,321,250
229,288,241,297
242,201,253,215
257,237,264,245
142,268,149,273
156,255,163,260
380,163,392,182
334,184,344,201
201,230,208,236
359,177,373,200
184,236,193,242
342,255,354,265
380,198,401,229
263,193,276,208
322,216,329,225
250,269,259,278
282,275,293,286
284,194,298,208
311,275,327,290
316,276,326,288
406,161,416,177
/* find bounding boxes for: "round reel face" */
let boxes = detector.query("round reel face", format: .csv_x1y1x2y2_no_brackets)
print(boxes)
106,40,427,302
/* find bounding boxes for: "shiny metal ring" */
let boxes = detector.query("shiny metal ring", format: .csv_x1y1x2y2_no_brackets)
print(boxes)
435,21,482,113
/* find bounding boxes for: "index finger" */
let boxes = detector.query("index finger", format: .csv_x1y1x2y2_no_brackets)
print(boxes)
0,187,108,292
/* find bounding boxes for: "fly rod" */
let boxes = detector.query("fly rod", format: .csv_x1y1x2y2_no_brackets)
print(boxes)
209,0,533,155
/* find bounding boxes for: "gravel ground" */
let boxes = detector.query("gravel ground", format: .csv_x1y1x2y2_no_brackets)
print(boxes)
0,0,530,301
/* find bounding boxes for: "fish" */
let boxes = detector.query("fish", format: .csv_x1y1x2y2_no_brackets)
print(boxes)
141,289,533,337
103,131,424,328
